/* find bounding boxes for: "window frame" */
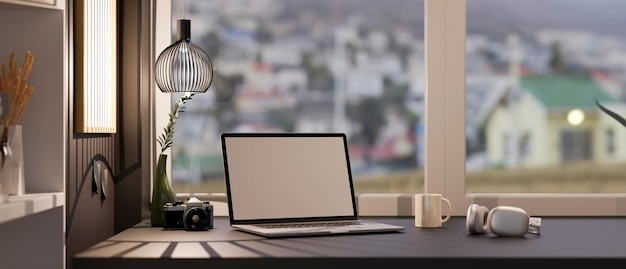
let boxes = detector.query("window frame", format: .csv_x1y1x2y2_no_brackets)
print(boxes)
440,0,626,217
153,0,626,217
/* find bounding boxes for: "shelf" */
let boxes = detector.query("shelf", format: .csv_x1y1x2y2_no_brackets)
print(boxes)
0,0,62,10
0,192,64,225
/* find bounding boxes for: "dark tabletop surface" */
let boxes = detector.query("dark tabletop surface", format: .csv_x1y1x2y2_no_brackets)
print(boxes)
73,216,626,268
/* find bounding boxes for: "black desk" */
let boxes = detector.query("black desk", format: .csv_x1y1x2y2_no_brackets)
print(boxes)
73,216,626,268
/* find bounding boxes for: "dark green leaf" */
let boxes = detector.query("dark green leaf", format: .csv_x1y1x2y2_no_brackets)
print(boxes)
596,99,626,128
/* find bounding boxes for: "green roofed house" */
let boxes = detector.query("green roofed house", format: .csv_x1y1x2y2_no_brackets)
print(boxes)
476,74,626,168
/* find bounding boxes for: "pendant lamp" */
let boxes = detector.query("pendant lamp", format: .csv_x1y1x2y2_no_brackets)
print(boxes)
155,19,213,93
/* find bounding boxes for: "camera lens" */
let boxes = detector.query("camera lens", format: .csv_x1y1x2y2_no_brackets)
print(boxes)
184,207,209,230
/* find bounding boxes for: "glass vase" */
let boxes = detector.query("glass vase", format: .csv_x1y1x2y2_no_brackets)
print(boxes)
0,124,25,201
151,153,176,227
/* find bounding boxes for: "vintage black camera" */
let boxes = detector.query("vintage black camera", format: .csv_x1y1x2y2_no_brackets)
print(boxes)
162,197,213,231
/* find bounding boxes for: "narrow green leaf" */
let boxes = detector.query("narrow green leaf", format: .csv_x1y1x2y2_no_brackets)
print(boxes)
596,99,626,128
157,93,195,154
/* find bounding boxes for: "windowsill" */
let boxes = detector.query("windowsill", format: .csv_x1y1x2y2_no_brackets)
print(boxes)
176,192,418,217
176,193,229,216
0,192,64,225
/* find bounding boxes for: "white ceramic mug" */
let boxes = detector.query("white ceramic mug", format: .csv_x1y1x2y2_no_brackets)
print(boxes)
415,193,452,228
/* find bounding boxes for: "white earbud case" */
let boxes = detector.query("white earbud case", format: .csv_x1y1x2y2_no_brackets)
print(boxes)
487,206,529,237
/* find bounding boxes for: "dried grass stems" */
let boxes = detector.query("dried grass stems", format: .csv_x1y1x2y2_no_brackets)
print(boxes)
0,50,35,127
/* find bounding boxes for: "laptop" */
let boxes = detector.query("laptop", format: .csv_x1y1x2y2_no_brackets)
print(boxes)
220,132,405,238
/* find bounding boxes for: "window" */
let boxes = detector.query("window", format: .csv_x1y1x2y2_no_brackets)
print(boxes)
520,132,530,159
461,0,626,216
606,128,615,155
155,0,626,217
560,130,592,162
167,0,426,195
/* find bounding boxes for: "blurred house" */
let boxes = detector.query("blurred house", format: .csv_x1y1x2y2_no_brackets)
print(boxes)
477,74,626,168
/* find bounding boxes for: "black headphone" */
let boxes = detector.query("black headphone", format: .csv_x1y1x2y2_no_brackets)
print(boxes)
466,204,541,237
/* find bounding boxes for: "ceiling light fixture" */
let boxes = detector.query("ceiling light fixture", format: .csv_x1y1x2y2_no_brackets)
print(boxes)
155,1,213,93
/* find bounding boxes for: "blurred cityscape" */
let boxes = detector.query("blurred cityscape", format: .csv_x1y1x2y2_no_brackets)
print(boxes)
170,0,626,193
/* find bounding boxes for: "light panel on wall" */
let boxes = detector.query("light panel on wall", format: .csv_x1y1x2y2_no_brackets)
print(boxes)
75,0,117,133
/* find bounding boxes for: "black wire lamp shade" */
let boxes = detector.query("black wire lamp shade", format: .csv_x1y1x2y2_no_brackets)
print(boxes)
155,19,213,93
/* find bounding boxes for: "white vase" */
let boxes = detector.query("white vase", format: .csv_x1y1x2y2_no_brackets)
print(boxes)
0,124,25,198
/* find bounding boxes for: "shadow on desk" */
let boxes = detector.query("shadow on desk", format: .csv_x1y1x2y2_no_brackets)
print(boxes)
73,216,626,269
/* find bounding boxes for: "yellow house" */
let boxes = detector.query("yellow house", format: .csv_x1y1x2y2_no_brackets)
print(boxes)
482,74,626,168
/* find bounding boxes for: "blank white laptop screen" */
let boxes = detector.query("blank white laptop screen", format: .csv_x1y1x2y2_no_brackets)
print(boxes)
222,133,357,223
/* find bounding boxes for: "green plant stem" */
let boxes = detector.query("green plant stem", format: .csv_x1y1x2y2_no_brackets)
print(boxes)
157,92,195,154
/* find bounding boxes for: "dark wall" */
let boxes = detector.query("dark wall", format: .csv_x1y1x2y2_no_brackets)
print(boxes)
114,0,153,233
65,137,116,269
66,1,151,269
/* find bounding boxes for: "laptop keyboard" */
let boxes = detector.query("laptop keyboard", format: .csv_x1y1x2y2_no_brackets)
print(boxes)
258,221,361,229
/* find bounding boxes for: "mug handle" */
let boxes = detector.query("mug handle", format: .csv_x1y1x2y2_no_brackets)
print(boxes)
441,197,452,223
